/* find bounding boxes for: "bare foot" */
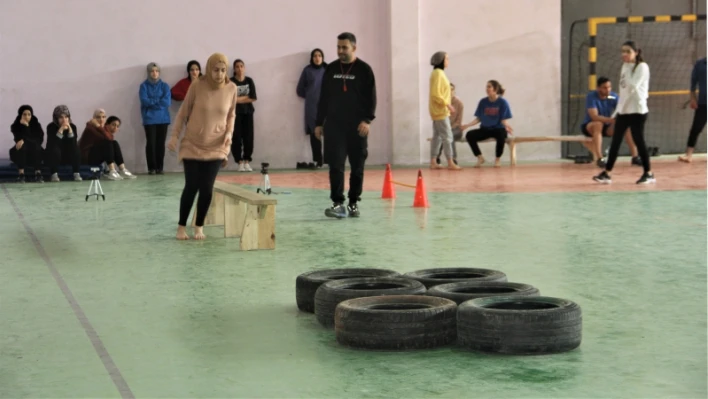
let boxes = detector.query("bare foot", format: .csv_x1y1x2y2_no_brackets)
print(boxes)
448,162,462,170
193,226,206,240
678,155,692,163
475,157,486,168
494,159,502,168
430,163,443,169
176,225,189,240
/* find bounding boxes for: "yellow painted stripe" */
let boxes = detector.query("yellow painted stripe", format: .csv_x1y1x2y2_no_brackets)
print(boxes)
588,47,597,62
682,14,697,21
588,75,597,91
655,15,671,22
628,16,643,23
569,90,691,99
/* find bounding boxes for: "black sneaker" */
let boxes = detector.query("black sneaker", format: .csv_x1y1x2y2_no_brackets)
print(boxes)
596,158,607,168
16,174,25,183
148,170,155,175
347,203,360,217
631,156,642,166
636,172,656,185
593,171,612,184
325,203,347,219
34,174,44,183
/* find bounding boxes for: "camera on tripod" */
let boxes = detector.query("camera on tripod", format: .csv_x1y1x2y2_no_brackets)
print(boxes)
257,162,271,195
260,162,269,175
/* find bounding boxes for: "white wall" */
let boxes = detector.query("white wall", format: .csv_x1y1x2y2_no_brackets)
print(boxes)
1,0,562,170
414,0,562,163
0,0,391,172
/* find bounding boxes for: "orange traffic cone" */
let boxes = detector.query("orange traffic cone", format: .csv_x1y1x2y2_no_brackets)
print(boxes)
382,164,396,199
413,169,429,208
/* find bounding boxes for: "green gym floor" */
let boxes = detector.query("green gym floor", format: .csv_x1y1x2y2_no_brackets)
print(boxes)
1,160,706,398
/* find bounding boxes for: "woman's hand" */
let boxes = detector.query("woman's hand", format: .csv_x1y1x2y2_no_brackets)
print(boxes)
221,159,228,168
15,140,24,150
167,137,178,152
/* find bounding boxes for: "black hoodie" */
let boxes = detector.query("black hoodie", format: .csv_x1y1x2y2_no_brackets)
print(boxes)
11,105,44,146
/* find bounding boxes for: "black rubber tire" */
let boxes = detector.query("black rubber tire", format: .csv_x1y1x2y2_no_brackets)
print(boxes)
335,295,457,350
296,268,400,313
403,268,507,288
427,281,539,304
314,277,426,327
457,296,582,355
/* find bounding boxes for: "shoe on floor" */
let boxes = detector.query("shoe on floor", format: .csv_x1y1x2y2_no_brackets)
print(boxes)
593,171,611,184
636,172,656,185
347,203,360,217
73,173,82,181
119,168,136,179
325,203,347,219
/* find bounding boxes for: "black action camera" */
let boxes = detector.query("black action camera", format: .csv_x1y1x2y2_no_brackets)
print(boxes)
260,162,269,174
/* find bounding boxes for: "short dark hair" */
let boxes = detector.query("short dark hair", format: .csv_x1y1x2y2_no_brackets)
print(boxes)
337,32,356,44
597,76,610,86
106,116,121,125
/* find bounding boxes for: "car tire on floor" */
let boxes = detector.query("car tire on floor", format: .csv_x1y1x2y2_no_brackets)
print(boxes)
296,268,400,313
426,281,539,304
335,295,457,350
314,277,426,327
404,267,507,288
457,296,582,355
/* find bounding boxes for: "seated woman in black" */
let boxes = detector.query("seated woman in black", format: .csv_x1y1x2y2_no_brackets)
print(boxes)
9,105,45,183
46,104,82,182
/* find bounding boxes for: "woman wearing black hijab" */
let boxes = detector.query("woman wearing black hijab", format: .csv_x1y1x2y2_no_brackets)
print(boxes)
296,48,327,167
9,105,45,183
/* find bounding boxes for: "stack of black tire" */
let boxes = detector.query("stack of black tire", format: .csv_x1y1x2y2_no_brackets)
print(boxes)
296,267,582,354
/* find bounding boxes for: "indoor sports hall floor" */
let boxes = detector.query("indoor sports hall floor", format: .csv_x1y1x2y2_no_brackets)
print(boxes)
1,156,706,398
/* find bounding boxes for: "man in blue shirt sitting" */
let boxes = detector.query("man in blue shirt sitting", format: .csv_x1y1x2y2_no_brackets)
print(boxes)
679,57,706,163
580,76,640,168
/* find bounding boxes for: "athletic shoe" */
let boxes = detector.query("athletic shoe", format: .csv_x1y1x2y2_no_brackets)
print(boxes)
596,158,607,168
325,203,347,219
73,173,83,181
631,156,642,166
238,163,246,172
119,168,137,179
34,174,44,183
347,203,360,217
244,163,253,172
593,171,611,184
50,173,60,182
16,174,25,183
636,172,656,185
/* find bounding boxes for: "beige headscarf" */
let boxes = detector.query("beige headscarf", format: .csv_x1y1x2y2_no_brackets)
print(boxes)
204,53,229,89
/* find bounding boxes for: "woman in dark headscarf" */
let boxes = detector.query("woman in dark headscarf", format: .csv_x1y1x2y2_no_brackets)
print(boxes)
45,104,82,182
296,48,327,167
171,60,202,101
9,105,45,183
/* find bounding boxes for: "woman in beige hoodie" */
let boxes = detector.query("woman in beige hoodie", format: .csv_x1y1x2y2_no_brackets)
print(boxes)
168,53,238,240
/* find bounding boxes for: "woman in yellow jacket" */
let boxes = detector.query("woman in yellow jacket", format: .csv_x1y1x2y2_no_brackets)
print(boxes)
429,51,461,170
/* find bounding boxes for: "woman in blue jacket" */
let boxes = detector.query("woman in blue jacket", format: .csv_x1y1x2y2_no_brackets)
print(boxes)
139,62,171,174
296,48,327,167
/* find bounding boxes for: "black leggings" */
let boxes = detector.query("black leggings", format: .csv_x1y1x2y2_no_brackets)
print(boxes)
178,159,222,227
232,113,254,163
466,128,507,158
325,126,368,204
9,141,43,171
45,142,80,174
687,105,707,148
88,141,124,166
308,129,323,166
144,123,168,172
606,113,650,172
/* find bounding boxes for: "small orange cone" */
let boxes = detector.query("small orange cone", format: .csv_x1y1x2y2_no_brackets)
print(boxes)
382,164,396,199
413,169,429,208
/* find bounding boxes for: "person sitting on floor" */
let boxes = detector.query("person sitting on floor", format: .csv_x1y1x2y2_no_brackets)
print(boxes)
580,76,641,168
9,105,45,183
171,60,202,101
463,80,514,167
78,110,136,180
45,104,82,182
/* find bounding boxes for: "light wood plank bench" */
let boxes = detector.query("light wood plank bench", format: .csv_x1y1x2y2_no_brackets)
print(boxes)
427,135,592,165
191,180,277,250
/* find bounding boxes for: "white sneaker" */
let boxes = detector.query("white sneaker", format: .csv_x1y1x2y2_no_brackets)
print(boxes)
106,170,123,180
119,168,136,179
244,163,253,172
51,173,60,182
238,163,246,172
73,173,82,182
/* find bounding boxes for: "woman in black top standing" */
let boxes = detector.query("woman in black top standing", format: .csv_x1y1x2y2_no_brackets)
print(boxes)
230,59,257,172
9,105,45,183
45,104,82,182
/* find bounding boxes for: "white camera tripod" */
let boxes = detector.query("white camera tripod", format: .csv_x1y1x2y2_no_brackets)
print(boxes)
85,167,105,201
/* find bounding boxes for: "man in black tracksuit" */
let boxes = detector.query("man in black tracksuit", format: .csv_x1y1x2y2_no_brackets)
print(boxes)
315,32,377,218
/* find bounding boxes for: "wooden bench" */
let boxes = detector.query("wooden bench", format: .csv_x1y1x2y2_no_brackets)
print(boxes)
191,180,277,251
427,135,592,166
